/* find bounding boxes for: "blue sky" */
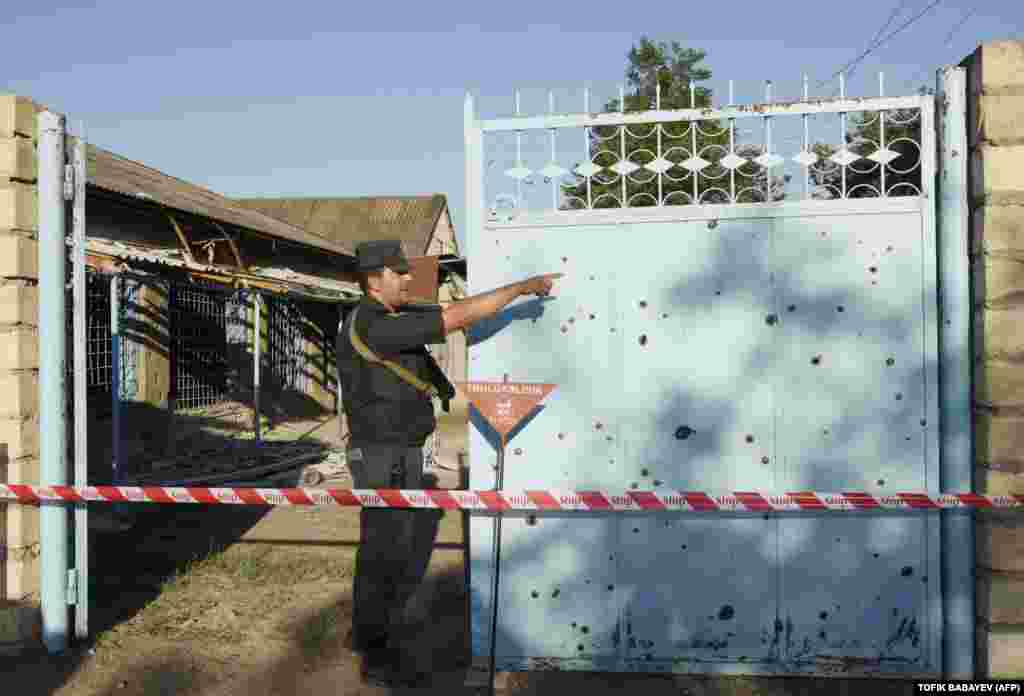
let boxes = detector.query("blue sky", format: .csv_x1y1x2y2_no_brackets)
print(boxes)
2,1,1020,252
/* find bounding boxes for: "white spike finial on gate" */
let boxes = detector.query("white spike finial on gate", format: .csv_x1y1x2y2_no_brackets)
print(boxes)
765,80,772,103
728,80,734,106
656,80,661,110
549,90,555,114
690,80,695,108
803,74,809,100
879,72,885,97
515,90,521,116
464,92,475,130
584,85,590,114
619,85,624,112
839,73,846,99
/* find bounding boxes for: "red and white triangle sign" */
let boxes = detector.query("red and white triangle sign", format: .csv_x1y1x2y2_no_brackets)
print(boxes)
458,380,556,440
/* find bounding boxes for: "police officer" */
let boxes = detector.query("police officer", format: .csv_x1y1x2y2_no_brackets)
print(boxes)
337,239,560,686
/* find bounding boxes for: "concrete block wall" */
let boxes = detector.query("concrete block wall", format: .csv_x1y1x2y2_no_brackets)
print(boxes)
0,95,42,602
962,40,1024,679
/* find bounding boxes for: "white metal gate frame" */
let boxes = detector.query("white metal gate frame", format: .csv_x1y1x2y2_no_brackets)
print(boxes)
463,70,974,678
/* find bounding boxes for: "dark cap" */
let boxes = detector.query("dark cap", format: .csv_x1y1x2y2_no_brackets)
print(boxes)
355,240,410,274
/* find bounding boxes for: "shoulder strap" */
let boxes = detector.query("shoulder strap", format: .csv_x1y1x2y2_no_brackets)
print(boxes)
348,306,439,398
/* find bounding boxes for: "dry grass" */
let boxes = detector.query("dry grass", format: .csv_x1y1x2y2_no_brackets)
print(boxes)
297,606,342,660
103,541,357,652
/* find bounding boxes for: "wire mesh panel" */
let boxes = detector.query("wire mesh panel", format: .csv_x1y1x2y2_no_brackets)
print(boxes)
266,296,306,393
86,276,113,393
64,272,114,395
170,283,229,410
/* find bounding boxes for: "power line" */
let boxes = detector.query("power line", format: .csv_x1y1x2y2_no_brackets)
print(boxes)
869,0,915,53
848,0,914,82
816,0,944,90
900,7,978,91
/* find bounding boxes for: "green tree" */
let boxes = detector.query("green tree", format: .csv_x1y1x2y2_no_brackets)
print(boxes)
808,89,925,199
560,36,785,209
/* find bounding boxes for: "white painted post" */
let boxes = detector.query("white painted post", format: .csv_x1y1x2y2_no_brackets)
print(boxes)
37,110,69,654
71,124,88,639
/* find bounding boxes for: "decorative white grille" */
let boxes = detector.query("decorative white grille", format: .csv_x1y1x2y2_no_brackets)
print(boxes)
475,79,927,213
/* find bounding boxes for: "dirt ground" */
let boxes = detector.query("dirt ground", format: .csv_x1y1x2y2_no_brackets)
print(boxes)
0,409,922,695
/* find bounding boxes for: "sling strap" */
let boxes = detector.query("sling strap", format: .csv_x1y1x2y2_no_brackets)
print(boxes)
347,306,440,399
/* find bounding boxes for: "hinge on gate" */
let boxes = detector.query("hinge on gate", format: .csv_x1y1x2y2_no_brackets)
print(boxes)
67,569,78,606
63,164,75,202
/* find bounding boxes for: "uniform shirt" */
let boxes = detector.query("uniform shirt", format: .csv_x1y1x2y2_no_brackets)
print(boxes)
336,296,446,447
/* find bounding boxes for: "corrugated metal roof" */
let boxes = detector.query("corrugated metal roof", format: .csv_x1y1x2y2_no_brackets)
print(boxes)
81,236,360,301
82,140,355,259
230,194,447,257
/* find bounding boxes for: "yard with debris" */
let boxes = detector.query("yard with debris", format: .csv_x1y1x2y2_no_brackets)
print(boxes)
2,409,921,694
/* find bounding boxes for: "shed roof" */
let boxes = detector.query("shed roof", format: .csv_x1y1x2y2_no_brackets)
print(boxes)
83,141,355,259
231,194,447,257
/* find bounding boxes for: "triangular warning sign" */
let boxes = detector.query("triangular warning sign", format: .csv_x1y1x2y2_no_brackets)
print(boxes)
458,381,556,439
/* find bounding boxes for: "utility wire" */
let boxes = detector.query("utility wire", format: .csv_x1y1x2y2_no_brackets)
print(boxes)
900,7,978,91
816,0,944,90
848,0,914,82
868,0,915,55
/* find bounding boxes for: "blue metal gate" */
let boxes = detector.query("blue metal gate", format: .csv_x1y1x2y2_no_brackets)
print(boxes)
463,71,970,678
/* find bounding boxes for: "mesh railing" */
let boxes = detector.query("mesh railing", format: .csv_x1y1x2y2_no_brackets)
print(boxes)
170,283,230,411
65,271,115,395
266,295,307,393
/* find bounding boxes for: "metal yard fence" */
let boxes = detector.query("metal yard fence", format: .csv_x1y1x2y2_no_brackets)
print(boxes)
64,271,116,395
60,272,322,414
266,296,308,394
169,282,233,411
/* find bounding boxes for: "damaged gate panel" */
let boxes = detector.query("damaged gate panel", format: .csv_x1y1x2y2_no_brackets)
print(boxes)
613,220,781,669
619,515,780,667
468,224,620,489
779,514,933,673
616,219,777,492
774,206,942,674
466,89,947,678
468,206,943,677
490,515,621,669
774,210,935,493
468,224,622,664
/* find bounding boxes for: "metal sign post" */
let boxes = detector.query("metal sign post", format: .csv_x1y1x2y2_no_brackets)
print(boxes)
458,378,556,696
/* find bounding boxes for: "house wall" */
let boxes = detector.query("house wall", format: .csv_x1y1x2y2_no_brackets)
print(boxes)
962,39,1024,679
430,207,468,418
0,95,42,601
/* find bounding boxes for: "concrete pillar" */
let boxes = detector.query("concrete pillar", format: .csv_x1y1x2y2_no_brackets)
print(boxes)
0,96,42,605
962,39,1024,679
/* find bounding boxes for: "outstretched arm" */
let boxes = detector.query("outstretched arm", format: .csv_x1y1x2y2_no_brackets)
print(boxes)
441,274,562,335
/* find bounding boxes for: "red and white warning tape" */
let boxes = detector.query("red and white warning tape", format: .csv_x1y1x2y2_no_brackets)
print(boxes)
0,484,1021,512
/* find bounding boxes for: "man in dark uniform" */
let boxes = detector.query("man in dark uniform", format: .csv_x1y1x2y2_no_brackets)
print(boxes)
337,239,560,686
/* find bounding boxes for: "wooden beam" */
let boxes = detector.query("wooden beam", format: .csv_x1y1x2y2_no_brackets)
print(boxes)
210,221,245,270
164,211,197,265
84,252,125,274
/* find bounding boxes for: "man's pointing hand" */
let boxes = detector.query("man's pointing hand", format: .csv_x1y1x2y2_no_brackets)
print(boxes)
522,273,564,298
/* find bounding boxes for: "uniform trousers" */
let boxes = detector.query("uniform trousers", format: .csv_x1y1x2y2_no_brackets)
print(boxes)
347,442,443,649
